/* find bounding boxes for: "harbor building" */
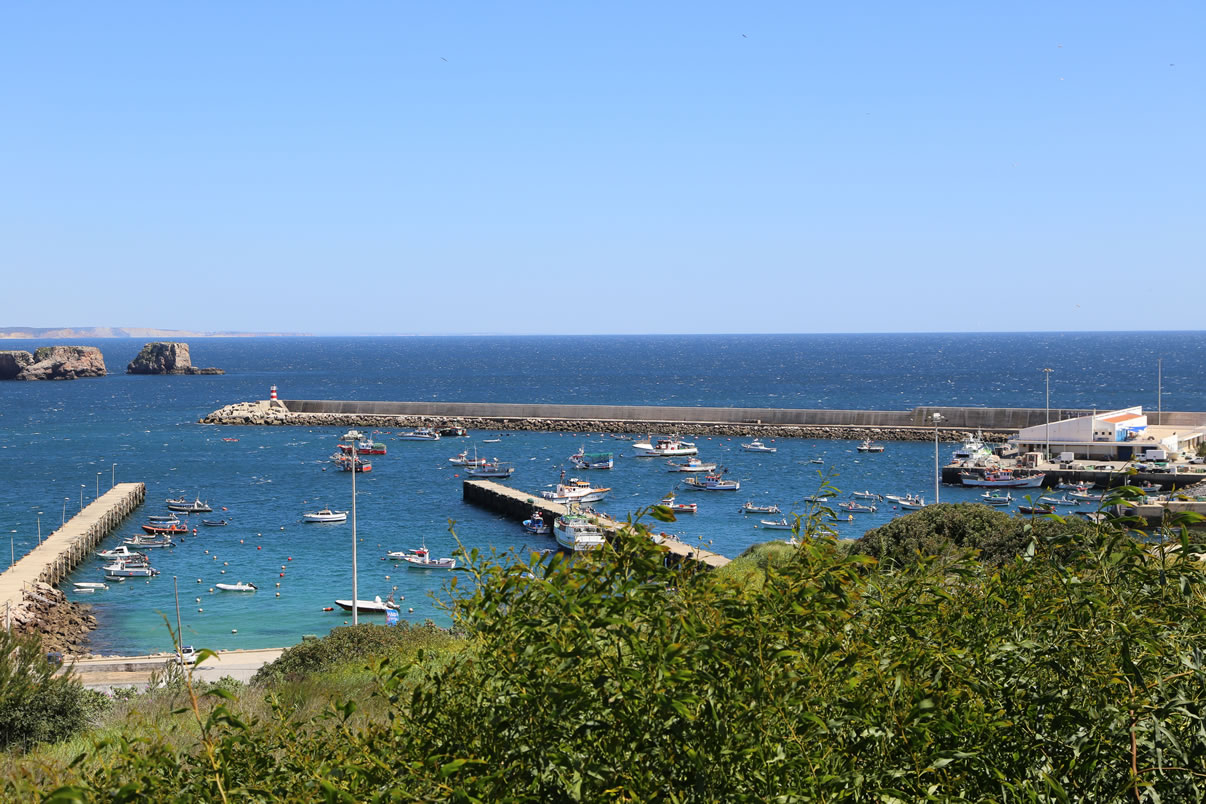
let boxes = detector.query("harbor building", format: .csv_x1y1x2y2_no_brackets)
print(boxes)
1012,406,1204,462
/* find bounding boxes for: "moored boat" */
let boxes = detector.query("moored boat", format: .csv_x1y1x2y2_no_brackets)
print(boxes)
73,582,109,592
851,490,882,500
758,518,795,530
659,494,697,514
522,511,551,535
448,450,488,467
141,523,188,535
553,510,607,552
1019,504,1055,515
979,492,1013,506
397,428,440,441
215,582,258,592
201,519,229,526
541,475,610,504
740,501,781,514
438,425,468,437
333,595,398,614
631,436,698,457
960,469,1045,488
340,439,387,455
103,559,159,578
666,457,718,473
569,448,614,470
857,439,885,453
741,439,778,453
331,453,372,472
466,461,514,478
97,544,147,560
839,501,877,513
680,472,740,491
303,508,348,523
391,547,457,570
166,497,212,513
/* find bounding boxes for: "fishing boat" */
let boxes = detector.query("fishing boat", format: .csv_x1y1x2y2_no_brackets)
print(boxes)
680,472,740,491
141,522,188,535
666,457,718,473
758,518,795,530
438,425,468,437
541,475,610,504
839,501,877,513
857,440,885,453
448,449,488,467
659,494,698,513
569,448,614,470
631,436,698,457
397,428,440,441
740,501,781,514
215,582,258,592
303,508,348,523
201,519,229,527
522,511,551,535
73,582,108,592
741,439,778,453
392,546,457,570
1019,504,1055,515
331,454,372,472
553,509,607,552
959,469,1045,488
340,439,387,455
166,497,212,513
466,461,514,478
333,595,398,614
851,490,882,500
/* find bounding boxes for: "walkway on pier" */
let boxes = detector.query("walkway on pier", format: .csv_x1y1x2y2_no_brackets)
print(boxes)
463,479,730,569
0,483,144,624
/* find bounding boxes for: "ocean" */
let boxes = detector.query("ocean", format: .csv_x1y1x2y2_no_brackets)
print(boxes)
1,332,1202,655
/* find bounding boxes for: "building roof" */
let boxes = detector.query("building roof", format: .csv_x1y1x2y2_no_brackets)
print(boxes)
1101,413,1144,423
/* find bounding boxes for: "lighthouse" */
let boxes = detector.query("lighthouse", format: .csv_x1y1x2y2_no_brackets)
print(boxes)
270,385,278,401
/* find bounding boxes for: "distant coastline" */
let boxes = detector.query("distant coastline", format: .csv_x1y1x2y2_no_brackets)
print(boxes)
0,327,309,339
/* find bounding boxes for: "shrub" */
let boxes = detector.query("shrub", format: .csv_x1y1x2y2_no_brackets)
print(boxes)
251,621,455,685
0,630,104,752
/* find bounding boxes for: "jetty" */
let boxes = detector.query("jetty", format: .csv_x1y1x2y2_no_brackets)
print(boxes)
0,483,144,629
463,479,730,568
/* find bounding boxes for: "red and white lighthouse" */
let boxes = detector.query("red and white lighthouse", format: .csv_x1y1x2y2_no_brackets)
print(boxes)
270,385,278,401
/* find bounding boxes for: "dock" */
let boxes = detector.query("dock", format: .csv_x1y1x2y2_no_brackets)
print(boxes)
462,479,730,569
1,483,145,627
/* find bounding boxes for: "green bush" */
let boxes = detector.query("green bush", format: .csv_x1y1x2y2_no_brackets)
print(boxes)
0,629,106,752
251,620,456,685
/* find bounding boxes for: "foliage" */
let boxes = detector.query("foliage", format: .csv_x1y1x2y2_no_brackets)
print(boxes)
0,630,106,753
250,620,457,686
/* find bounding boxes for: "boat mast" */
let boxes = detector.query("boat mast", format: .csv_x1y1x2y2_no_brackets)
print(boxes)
347,430,360,626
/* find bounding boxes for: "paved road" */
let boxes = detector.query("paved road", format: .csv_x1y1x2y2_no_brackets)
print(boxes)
65,647,287,691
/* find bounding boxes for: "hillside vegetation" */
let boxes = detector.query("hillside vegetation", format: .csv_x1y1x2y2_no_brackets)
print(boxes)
3,500,1206,801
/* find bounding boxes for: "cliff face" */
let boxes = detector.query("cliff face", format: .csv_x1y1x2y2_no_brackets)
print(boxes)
126,342,224,375
4,346,108,380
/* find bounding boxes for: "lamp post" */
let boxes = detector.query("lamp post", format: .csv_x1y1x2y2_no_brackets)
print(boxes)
9,531,15,568
62,498,68,525
111,464,117,489
1042,368,1054,462
36,513,41,545
96,472,101,500
344,430,363,625
80,485,85,510
933,412,943,504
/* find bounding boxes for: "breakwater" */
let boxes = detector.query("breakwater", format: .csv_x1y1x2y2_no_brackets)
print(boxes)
0,483,145,654
202,399,1206,442
463,479,730,569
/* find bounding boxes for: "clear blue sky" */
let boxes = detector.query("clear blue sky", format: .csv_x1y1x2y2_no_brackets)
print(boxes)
1,2,1200,335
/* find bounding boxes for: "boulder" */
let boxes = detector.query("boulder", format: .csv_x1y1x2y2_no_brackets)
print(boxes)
127,342,224,375
0,350,34,380
12,346,107,380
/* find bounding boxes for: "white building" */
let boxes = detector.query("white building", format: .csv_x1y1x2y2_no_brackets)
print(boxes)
1012,406,1203,461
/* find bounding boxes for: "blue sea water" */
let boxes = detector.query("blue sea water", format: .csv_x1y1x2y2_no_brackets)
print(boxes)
1,332,1202,655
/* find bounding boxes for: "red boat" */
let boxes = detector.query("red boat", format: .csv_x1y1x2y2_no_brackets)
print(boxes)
142,523,189,534
339,440,387,455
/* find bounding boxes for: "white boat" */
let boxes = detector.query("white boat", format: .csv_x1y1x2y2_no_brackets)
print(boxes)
394,547,457,570
215,582,258,592
809,458,824,464
952,430,994,465
1070,490,1103,502
147,514,182,523
741,439,778,453
839,501,877,513
553,510,607,552
73,582,109,591
103,560,159,578
659,495,697,514
1038,495,1079,506
448,449,488,467
333,595,398,613
680,472,740,491
123,535,174,548
466,461,515,478
398,428,440,441
522,511,551,535
166,497,212,513
303,508,348,523
758,518,794,530
631,436,698,457
97,544,147,560
886,494,926,509
569,448,614,470
666,457,718,473
857,440,885,453
740,501,781,514
959,470,1046,488
1058,481,1096,490
540,476,610,504
898,497,928,510
980,492,1013,506
851,490,882,500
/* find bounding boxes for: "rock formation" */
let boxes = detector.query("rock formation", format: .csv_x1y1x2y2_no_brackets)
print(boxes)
11,582,98,656
1,346,107,380
127,342,224,375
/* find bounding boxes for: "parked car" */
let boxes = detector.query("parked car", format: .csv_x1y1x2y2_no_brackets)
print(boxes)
176,645,198,665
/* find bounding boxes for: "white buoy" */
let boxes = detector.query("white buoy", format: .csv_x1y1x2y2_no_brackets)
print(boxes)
275,592,280,597
231,629,237,634
198,607,204,612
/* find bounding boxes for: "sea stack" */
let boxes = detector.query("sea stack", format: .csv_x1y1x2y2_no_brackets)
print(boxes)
0,346,107,380
127,342,224,375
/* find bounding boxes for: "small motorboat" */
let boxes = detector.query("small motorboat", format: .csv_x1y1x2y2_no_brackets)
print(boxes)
103,560,159,578
758,518,795,530
97,544,147,560
979,492,1013,506
303,508,348,523
147,514,182,523
809,458,824,464
73,582,109,592
569,448,615,470
438,425,468,437
201,519,229,527
541,476,610,504
1058,481,1096,490
680,472,740,491
215,582,258,592
448,450,488,467
741,439,777,453
466,461,515,478
898,497,927,510
1038,495,1079,506
124,535,175,548
659,495,697,514
388,547,457,570
522,511,551,535
142,523,189,534
666,457,718,473
397,428,440,441
1070,490,1103,502
340,439,387,455
740,501,781,514
851,490,882,500
631,436,698,457
166,498,213,513
331,453,372,472
856,440,885,453
1019,504,1055,515
839,501,877,513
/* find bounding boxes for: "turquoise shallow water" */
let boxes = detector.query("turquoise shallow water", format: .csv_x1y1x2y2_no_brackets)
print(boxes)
1,333,1202,654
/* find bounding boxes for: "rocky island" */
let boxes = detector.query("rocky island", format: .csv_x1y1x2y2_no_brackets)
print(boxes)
126,342,224,375
0,346,107,380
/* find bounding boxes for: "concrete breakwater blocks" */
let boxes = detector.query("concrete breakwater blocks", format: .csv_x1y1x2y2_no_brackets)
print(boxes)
200,400,1012,443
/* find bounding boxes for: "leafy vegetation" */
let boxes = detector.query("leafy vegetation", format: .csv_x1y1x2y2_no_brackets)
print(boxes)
4,503,1206,800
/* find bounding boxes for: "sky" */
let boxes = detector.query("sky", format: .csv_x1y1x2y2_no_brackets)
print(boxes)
1,2,1201,335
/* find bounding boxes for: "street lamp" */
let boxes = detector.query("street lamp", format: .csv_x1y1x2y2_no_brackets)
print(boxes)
36,512,42,545
344,430,363,625
80,485,85,510
111,464,117,489
62,498,68,525
9,530,15,568
1042,368,1054,462
933,412,943,504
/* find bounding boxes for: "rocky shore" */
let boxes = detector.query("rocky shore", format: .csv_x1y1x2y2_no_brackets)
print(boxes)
0,346,107,380
9,583,97,656
127,341,223,375
201,400,1012,443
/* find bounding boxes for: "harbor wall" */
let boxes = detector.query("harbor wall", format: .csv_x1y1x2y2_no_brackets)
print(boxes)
234,400,1206,433
0,483,145,644
941,466,1206,491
